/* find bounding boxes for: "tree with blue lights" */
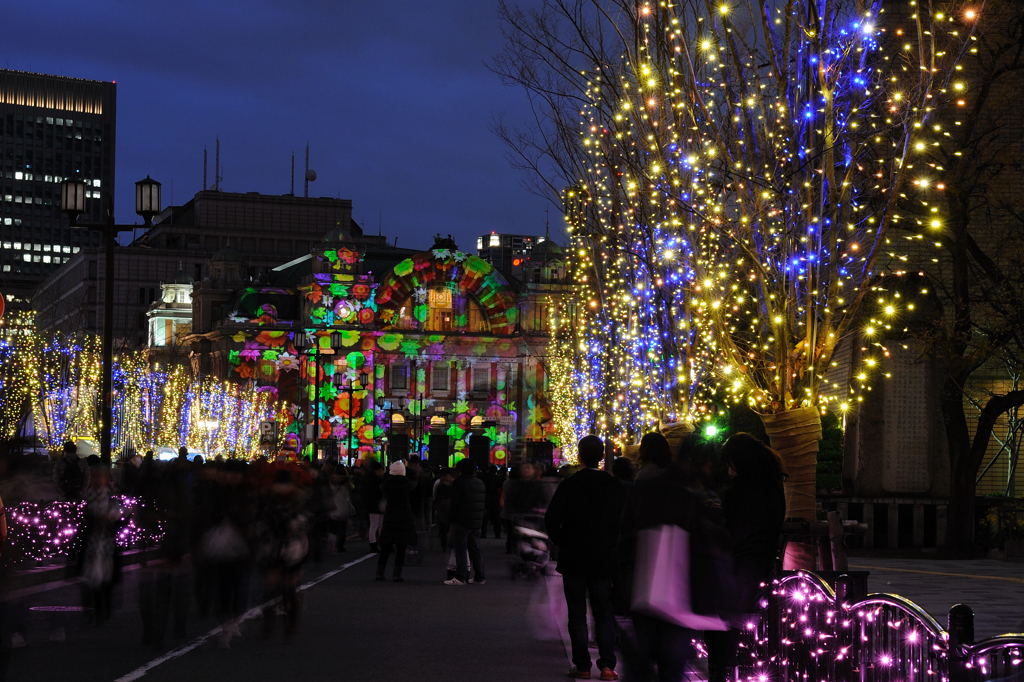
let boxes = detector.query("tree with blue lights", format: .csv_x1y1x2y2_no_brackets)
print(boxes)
499,0,980,565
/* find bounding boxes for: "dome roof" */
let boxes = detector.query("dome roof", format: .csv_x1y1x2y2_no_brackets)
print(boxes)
322,225,351,244
171,269,193,285
532,238,564,260
210,246,244,263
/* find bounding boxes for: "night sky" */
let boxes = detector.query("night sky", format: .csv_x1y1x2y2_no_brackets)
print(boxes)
5,0,557,251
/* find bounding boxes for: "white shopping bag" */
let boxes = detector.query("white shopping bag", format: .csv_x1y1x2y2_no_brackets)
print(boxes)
632,524,729,631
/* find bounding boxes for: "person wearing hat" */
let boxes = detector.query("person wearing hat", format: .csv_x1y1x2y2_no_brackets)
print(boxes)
375,460,418,582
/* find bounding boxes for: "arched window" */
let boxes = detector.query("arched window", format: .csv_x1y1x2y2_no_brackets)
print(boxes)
388,285,491,333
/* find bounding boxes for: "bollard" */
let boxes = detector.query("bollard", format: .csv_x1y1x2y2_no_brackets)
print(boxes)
948,603,975,682
835,573,868,606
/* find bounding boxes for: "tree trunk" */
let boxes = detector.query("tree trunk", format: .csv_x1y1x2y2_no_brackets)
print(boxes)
941,375,975,557
760,406,822,570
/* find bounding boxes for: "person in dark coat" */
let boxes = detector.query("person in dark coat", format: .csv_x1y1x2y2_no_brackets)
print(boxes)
444,458,486,585
618,434,732,682
375,461,418,582
704,433,786,682
545,436,625,680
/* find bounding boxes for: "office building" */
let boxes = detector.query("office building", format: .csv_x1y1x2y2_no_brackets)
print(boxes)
34,190,383,346
475,232,540,274
0,69,115,312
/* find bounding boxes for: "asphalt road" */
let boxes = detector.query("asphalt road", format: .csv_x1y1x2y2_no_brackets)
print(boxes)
849,557,1024,639
3,535,569,682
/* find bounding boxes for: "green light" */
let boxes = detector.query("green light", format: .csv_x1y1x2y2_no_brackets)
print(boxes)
704,424,719,438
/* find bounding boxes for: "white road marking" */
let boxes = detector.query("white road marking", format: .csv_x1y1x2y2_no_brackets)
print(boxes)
113,553,376,682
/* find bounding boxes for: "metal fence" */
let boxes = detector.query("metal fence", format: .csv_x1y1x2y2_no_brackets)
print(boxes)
733,571,1024,681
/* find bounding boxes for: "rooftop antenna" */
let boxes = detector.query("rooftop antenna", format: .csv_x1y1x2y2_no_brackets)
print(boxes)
290,152,295,195
203,147,208,192
378,209,382,236
214,137,223,191
303,143,316,197
544,206,551,241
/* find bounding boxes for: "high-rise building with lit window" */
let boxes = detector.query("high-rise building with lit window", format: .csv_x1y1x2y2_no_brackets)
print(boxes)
0,69,115,312
475,232,540,274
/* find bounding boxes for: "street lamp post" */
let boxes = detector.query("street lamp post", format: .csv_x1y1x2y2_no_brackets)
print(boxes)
294,329,346,459
334,370,368,465
62,175,161,464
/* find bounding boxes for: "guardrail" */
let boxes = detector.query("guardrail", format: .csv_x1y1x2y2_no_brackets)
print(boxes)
732,570,1024,681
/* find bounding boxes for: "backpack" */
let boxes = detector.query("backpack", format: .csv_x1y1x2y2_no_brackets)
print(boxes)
61,459,85,498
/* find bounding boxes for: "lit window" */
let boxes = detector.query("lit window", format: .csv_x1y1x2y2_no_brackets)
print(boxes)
32,255,40,263
43,256,51,264
14,172,22,180
476,237,483,251
13,242,21,249
34,244,41,251
63,246,71,253
489,234,501,247
2,242,10,249
22,254,31,262
43,245,51,252
93,179,101,188
73,247,80,253
2,265,9,272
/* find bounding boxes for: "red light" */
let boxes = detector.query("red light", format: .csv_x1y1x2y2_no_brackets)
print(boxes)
513,259,522,266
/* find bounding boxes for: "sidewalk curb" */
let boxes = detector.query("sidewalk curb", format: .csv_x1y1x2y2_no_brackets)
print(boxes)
4,547,164,598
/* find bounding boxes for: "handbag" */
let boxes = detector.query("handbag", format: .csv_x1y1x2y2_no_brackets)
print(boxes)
631,524,729,631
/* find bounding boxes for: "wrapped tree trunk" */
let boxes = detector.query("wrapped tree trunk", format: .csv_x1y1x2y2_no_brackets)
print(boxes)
760,407,822,570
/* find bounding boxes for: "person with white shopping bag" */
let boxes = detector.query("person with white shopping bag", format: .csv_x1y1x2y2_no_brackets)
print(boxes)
617,432,734,682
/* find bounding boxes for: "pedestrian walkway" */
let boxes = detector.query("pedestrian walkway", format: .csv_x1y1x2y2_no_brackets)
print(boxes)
849,558,1024,638
4,536,568,682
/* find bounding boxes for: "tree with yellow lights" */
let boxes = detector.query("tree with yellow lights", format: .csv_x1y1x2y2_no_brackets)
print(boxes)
498,0,982,566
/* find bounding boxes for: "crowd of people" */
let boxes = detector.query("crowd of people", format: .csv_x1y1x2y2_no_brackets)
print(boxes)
545,431,787,682
0,428,786,682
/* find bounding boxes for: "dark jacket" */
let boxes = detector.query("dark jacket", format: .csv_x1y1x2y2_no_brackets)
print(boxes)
377,475,418,547
448,474,486,529
544,468,625,577
721,474,785,611
617,464,732,616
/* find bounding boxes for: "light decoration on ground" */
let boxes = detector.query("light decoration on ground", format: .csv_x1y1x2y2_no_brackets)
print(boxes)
4,497,165,567
704,570,1024,680
527,0,982,444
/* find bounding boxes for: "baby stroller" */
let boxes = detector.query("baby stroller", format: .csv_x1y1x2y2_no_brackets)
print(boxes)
510,513,550,581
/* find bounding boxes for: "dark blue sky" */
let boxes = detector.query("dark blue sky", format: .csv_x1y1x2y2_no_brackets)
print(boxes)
5,0,557,251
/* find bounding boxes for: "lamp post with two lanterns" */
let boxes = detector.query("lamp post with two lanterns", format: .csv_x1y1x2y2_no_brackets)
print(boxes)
60,175,161,464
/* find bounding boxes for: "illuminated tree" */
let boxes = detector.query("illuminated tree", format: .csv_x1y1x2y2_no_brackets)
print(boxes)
497,0,980,565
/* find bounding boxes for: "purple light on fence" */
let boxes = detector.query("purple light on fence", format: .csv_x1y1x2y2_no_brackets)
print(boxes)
879,654,892,666
908,630,919,643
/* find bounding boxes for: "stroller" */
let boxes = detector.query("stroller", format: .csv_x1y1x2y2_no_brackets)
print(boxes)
510,513,550,580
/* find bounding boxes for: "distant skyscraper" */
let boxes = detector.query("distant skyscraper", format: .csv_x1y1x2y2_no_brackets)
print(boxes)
476,232,540,274
0,69,116,312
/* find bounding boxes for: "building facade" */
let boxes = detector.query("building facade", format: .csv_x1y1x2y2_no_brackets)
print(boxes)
188,228,569,465
1,69,114,312
33,190,372,346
